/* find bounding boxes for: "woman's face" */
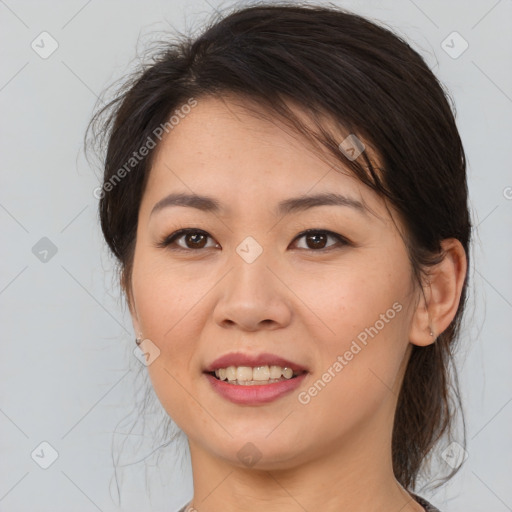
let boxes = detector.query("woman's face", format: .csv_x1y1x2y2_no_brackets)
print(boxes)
129,95,421,469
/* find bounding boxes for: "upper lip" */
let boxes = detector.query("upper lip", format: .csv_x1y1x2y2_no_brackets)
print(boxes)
204,352,308,373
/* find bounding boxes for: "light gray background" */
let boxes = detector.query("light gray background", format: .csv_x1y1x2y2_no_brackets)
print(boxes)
1,0,511,511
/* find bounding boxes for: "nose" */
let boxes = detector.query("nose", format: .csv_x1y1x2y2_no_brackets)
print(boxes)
212,251,292,332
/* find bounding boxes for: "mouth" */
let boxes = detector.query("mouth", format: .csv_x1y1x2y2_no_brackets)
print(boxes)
203,352,308,403
205,365,307,386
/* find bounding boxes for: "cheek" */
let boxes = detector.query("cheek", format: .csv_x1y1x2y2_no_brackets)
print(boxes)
131,257,211,425
295,300,410,452
310,256,411,342
301,256,413,405
131,253,209,368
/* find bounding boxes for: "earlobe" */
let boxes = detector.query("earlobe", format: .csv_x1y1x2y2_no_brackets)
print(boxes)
409,238,467,347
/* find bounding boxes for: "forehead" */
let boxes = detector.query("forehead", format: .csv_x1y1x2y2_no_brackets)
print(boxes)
142,95,386,219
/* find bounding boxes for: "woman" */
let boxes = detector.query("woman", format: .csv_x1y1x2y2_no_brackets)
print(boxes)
89,3,471,511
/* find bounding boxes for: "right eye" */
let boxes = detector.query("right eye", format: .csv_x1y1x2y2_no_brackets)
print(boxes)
156,228,220,251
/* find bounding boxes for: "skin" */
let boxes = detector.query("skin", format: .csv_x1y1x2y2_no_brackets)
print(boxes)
128,95,467,512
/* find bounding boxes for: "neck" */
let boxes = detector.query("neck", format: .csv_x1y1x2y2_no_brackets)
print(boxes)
185,418,423,512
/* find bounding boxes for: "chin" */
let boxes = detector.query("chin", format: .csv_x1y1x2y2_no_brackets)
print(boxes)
207,433,309,471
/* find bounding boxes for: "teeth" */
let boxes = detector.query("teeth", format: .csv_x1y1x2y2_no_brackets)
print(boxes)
269,365,282,379
236,366,253,382
225,366,236,381
213,365,298,383
282,367,293,379
253,366,270,381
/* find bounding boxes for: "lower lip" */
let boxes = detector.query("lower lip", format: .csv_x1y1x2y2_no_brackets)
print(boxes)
204,373,307,405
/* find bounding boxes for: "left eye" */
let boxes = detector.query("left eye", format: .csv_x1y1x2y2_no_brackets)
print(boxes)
292,229,349,250
156,228,349,251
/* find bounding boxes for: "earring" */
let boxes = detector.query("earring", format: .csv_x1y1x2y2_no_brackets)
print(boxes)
429,327,434,337
135,332,143,345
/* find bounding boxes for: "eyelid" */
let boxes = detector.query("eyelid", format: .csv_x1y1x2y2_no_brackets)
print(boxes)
156,228,351,251
292,228,351,250
155,228,218,250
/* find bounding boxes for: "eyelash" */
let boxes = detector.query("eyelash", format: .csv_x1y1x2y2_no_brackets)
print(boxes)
155,228,351,253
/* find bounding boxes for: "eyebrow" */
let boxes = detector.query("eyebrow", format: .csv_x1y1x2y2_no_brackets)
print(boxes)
150,192,367,217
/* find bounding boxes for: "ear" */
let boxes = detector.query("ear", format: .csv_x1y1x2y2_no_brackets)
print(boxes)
409,238,467,346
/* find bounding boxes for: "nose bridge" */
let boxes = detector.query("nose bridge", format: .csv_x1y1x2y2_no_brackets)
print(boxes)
232,240,273,297
213,236,292,330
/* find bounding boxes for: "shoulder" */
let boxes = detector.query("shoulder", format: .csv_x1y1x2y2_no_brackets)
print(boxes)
412,492,442,512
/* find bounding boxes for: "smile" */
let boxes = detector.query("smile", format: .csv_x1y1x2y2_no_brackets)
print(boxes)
209,365,304,385
203,352,309,404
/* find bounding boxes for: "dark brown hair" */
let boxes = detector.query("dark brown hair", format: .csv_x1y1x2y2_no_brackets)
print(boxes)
87,1,471,492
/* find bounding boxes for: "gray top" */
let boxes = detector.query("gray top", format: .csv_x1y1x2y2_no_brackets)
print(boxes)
177,493,441,511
